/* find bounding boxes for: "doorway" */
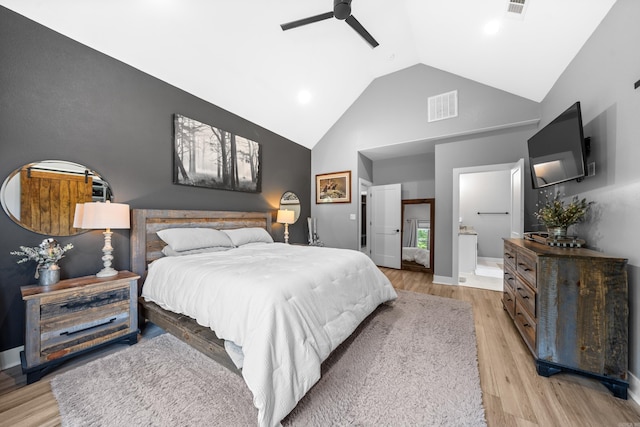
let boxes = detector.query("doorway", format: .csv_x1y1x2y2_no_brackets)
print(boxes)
452,159,524,290
401,199,434,273
358,178,372,256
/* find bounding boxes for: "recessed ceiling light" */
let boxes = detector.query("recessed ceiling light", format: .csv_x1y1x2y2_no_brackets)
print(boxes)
483,20,501,35
298,90,312,105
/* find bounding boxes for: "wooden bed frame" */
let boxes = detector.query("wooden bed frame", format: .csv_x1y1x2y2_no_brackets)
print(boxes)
402,259,431,273
130,209,272,374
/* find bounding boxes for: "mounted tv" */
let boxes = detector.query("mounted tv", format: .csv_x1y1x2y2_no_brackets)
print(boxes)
527,102,587,189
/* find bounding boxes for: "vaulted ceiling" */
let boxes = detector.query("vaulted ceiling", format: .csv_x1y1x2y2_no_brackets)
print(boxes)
0,0,617,149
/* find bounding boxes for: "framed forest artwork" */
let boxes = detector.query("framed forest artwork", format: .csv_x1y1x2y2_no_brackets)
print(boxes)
173,114,262,193
316,170,351,204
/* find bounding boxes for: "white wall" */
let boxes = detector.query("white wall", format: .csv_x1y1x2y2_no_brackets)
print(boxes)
460,170,511,258
312,63,540,255
371,152,435,200
538,0,640,383
434,127,536,281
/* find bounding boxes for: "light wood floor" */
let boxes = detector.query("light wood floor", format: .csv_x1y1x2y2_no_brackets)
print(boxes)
1,268,639,426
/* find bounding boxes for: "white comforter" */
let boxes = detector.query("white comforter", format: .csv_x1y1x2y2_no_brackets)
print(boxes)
142,243,397,427
402,246,430,267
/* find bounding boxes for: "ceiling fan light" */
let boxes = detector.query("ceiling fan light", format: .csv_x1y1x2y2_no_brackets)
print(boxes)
334,0,352,20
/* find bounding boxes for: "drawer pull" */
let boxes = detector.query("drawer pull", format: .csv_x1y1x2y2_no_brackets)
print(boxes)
517,263,532,271
60,317,117,336
505,254,514,259
516,313,530,327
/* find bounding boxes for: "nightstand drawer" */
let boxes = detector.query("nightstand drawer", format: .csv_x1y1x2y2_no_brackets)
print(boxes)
40,310,131,361
40,282,130,320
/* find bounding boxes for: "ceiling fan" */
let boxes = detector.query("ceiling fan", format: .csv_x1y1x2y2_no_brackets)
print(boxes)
280,0,379,48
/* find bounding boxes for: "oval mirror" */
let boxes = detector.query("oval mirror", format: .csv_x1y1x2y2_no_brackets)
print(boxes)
1,160,113,236
279,191,300,223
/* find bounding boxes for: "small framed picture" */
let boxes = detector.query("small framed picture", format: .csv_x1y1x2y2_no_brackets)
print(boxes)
316,171,351,204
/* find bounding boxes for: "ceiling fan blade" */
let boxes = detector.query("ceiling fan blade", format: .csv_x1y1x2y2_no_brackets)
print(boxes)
345,15,379,48
281,11,334,31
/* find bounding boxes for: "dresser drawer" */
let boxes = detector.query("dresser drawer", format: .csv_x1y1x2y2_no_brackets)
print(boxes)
516,248,537,287
504,244,517,271
503,268,517,293
514,301,536,354
514,277,535,317
502,286,515,319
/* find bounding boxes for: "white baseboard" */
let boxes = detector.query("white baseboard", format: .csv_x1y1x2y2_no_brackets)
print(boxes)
477,256,503,263
433,275,456,285
0,345,23,370
628,371,640,405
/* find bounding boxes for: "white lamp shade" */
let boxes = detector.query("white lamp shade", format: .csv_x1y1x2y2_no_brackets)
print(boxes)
73,203,85,228
74,201,130,230
277,209,295,225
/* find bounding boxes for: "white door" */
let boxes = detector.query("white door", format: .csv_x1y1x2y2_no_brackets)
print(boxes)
370,183,401,268
510,159,525,238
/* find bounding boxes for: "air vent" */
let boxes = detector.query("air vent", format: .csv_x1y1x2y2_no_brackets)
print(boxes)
428,90,458,123
506,0,527,16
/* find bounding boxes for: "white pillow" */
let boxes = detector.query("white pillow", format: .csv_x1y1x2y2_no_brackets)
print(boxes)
161,245,232,257
157,228,235,252
222,227,274,246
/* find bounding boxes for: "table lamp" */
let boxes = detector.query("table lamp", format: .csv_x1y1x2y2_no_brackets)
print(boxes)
276,209,295,244
74,201,130,277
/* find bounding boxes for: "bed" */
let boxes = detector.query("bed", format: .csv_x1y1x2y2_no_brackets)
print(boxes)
130,209,397,427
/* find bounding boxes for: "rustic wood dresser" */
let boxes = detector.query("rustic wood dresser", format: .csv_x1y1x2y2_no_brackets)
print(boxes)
502,238,628,398
20,270,139,383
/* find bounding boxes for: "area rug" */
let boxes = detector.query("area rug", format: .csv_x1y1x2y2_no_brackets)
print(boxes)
51,290,486,426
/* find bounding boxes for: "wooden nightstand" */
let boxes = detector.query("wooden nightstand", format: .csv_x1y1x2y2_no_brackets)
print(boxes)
20,270,140,384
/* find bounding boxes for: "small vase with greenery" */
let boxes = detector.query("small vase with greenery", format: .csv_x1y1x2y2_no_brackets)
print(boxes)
534,191,591,238
11,238,74,281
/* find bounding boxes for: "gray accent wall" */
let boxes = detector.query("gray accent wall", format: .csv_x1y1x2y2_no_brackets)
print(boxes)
0,7,310,353
538,0,640,382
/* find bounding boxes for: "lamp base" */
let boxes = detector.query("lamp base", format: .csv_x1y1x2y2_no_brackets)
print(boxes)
97,230,118,278
284,223,290,244
96,268,118,278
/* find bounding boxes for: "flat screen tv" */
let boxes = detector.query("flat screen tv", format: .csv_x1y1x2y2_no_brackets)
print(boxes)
527,102,587,189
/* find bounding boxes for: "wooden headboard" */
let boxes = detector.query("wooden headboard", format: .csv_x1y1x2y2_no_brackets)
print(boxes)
130,209,272,279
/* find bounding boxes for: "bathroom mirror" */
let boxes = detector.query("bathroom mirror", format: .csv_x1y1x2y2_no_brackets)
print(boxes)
1,160,112,236
279,191,300,223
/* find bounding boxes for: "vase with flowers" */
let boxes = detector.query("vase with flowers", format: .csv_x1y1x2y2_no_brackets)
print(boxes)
11,238,74,286
534,190,591,239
